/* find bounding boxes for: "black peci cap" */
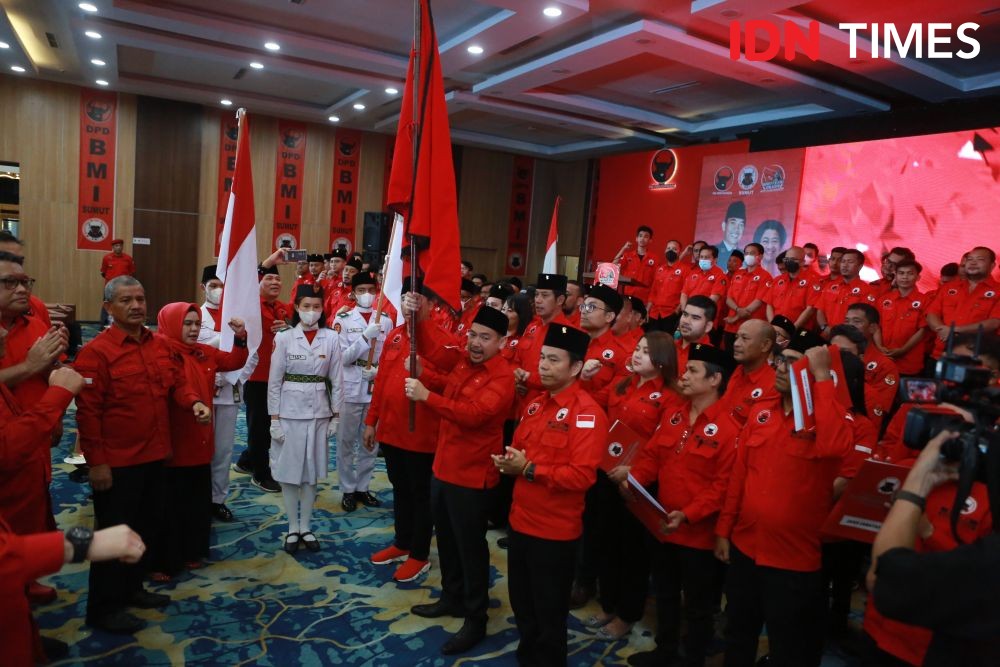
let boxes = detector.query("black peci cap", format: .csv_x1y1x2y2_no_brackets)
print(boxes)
330,248,348,260
488,283,513,301
294,283,324,301
201,265,219,285
587,284,623,315
689,343,733,373
471,305,509,336
346,256,364,271
307,254,324,263
770,315,796,339
461,278,478,295
788,329,826,354
542,324,590,358
351,271,377,288
536,273,568,292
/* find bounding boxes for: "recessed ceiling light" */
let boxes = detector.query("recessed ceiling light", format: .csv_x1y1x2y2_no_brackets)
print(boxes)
10,65,25,73
220,99,233,106
543,6,562,17
328,115,340,122
249,61,264,69
264,41,280,51
385,87,398,95
352,103,365,110
95,78,108,86
85,30,102,39
467,45,484,55
79,2,98,12
0,41,9,49
91,58,106,66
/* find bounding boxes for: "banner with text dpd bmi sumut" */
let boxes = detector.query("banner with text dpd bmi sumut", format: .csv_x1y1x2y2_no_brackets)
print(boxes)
505,155,534,276
694,148,805,276
272,120,307,251
214,114,239,256
77,89,118,251
330,129,362,254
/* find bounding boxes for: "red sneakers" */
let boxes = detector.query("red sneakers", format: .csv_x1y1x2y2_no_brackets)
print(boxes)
371,544,409,565
393,558,431,583
27,581,57,604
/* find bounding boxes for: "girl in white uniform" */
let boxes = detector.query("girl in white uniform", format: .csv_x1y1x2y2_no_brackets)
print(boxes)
268,285,344,553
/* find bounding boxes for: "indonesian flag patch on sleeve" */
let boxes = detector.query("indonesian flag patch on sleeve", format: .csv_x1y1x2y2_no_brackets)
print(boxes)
576,414,596,429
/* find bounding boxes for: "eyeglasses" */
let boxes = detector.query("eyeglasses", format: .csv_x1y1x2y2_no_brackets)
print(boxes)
0,276,35,290
579,302,609,314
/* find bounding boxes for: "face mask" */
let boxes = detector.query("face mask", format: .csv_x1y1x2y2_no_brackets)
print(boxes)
356,292,375,309
665,250,679,263
698,259,713,271
804,256,814,266
784,259,800,274
298,310,321,327
744,255,757,267
206,287,222,305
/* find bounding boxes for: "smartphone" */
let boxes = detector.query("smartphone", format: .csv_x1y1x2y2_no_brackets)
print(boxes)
286,249,307,262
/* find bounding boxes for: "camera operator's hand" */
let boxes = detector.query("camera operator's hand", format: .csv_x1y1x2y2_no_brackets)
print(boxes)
902,429,961,498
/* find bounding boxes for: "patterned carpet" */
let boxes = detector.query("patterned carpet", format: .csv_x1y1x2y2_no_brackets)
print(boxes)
35,324,862,666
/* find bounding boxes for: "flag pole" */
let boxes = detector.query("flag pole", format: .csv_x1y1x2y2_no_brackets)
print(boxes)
364,215,399,393
407,0,421,430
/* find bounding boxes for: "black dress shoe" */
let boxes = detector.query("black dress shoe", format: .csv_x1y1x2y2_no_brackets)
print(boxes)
569,581,596,610
212,503,234,522
284,533,301,554
411,599,465,618
88,610,146,634
251,477,281,493
40,636,69,660
128,590,170,609
441,620,486,655
341,494,357,512
355,490,380,507
496,536,509,550
300,531,321,552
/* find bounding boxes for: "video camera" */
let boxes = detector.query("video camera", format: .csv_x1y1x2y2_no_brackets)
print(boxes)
901,328,1000,479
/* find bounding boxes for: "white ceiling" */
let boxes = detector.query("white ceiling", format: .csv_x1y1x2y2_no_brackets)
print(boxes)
1,0,998,159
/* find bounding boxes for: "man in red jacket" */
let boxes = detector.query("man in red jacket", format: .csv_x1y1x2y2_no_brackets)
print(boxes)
365,281,442,583
402,296,515,655
715,331,854,667
74,276,211,634
513,273,571,406
494,323,606,667
99,239,136,326
627,343,739,667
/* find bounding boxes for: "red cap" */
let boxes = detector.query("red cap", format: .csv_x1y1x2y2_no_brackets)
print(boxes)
111,238,125,245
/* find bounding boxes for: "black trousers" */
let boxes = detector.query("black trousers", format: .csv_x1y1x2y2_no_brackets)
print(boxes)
157,464,211,574
508,529,578,667
822,540,867,637
595,473,650,623
723,546,826,667
431,476,491,624
87,460,165,620
487,419,518,528
575,483,601,589
381,443,434,561
651,541,720,666
237,381,274,483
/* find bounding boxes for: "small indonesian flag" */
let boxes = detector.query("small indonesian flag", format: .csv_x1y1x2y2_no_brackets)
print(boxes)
576,414,596,429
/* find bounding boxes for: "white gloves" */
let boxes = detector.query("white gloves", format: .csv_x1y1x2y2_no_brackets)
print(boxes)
361,366,378,382
328,417,340,437
269,421,285,444
363,322,382,341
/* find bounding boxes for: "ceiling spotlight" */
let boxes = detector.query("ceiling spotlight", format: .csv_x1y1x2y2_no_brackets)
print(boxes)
543,6,562,17
85,30,102,39
91,58,106,66
0,41,9,49
95,78,109,86
249,61,264,69
10,65,25,72
467,44,484,55
385,87,398,95
328,115,340,122
220,99,233,106
352,103,366,110
264,41,280,51
79,2,98,11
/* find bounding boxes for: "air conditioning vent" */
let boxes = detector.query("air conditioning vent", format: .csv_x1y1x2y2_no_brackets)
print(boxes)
233,67,247,80
46,32,59,48
649,81,700,95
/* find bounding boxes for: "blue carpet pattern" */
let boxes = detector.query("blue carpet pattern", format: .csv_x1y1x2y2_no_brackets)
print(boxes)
35,324,863,666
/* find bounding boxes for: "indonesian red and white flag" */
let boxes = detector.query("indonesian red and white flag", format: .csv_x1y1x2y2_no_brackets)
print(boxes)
217,109,262,372
543,196,560,274
383,214,406,327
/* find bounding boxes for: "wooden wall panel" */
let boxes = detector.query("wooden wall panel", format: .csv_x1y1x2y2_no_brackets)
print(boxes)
526,158,590,279
0,76,135,320
457,147,514,280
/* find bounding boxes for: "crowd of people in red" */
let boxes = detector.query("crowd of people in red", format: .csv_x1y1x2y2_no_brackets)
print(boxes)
1,223,998,666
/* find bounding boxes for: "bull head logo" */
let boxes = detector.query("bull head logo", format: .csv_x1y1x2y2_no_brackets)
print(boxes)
282,130,303,148
86,100,113,123
650,149,677,184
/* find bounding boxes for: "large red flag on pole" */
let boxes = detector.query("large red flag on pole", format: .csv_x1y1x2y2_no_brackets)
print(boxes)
217,109,262,372
543,196,560,274
386,0,462,313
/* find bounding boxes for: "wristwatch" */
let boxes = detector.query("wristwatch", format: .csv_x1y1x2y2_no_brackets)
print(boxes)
66,526,94,563
523,462,536,483
894,490,926,511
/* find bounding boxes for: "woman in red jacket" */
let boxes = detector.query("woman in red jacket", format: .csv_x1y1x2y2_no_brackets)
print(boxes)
587,331,684,641
152,303,248,578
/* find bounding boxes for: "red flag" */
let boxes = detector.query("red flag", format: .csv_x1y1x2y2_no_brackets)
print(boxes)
386,0,462,313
